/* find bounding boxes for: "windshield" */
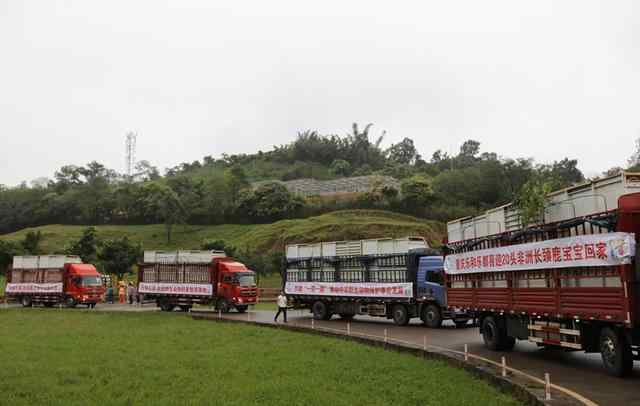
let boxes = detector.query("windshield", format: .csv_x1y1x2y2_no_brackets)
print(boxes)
237,273,256,287
80,276,103,287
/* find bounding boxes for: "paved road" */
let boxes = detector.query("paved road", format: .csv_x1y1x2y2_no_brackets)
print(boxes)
214,309,639,406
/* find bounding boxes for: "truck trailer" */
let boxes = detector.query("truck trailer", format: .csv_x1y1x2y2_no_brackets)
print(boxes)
6,255,104,308
284,237,471,326
444,191,640,376
137,250,258,312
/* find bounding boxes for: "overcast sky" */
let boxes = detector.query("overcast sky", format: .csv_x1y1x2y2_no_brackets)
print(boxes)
1,0,638,186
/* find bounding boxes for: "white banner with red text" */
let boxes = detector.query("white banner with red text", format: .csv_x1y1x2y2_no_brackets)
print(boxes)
5,283,63,294
444,232,635,275
138,282,213,296
285,281,413,298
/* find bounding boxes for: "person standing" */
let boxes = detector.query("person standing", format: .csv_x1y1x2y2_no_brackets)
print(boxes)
274,291,288,323
106,285,114,304
128,283,137,305
118,284,125,304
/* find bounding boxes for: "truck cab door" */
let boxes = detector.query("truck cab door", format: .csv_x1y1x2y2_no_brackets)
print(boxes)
417,257,446,306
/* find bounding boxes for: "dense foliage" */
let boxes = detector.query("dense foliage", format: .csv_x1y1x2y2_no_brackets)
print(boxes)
4,122,624,237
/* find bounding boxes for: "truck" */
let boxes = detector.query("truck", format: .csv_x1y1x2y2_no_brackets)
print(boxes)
444,176,640,376
137,250,258,312
6,255,105,308
284,237,472,327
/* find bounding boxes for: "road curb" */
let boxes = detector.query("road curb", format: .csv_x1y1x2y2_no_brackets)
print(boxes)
192,314,574,406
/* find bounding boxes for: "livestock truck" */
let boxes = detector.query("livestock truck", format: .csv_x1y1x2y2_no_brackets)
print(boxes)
284,237,471,326
137,250,258,312
444,172,640,376
5,255,104,308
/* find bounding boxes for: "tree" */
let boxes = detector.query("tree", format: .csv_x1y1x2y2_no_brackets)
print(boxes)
0,240,23,274
459,140,480,157
538,158,584,189
386,137,418,165
134,160,160,181
64,227,98,263
97,237,141,279
400,176,434,209
224,166,249,202
142,183,185,243
455,140,481,168
21,230,43,254
516,179,552,227
237,182,304,222
329,159,352,177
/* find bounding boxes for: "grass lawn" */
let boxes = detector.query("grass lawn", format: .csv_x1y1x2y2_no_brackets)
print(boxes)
0,310,520,406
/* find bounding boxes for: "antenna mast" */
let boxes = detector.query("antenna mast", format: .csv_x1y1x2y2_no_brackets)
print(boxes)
125,132,137,179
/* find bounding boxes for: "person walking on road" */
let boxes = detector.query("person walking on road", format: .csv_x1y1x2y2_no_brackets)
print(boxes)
274,291,288,323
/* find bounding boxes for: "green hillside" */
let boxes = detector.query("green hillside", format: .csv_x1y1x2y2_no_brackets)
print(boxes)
0,210,444,256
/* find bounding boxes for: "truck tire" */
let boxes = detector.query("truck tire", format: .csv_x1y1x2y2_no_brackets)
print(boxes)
312,301,331,320
600,327,633,377
392,304,410,326
216,299,230,313
422,304,442,328
503,336,516,351
65,297,77,308
21,296,32,308
339,313,355,320
481,316,511,351
179,305,192,312
43,302,54,308
235,306,248,313
160,302,175,312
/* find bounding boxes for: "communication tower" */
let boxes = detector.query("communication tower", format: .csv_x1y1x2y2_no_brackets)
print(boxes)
125,132,137,178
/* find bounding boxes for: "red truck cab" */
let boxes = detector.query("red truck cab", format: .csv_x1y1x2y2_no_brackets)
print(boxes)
215,258,258,312
64,263,105,308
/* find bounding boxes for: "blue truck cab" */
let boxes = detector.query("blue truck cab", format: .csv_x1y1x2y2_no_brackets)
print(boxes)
416,255,471,328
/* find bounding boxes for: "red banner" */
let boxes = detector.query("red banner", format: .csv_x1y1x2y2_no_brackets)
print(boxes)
444,232,635,274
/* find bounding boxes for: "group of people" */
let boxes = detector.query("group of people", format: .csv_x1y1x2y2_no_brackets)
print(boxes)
105,282,142,305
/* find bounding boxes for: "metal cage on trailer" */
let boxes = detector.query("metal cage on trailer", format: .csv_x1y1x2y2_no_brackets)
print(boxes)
284,237,472,326
443,190,640,377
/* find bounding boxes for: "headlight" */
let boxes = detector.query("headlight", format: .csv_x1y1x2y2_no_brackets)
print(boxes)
238,298,243,303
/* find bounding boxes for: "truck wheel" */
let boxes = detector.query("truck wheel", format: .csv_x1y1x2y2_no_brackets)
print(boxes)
312,301,330,320
600,327,633,377
21,297,32,308
339,313,355,320
179,305,192,312
392,304,410,326
235,306,248,313
43,302,54,308
65,297,77,308
422,304,442,328
503,336,516,351
160,302,174,312
482,316,508,351
216,299,230,313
